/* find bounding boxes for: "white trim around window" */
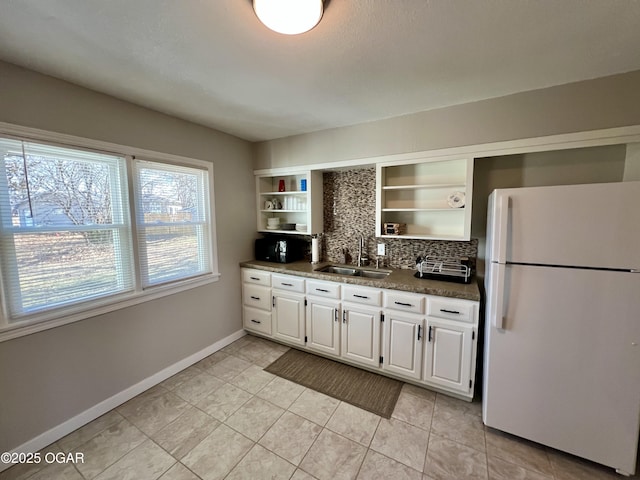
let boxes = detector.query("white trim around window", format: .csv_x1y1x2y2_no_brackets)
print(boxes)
0,122,220,342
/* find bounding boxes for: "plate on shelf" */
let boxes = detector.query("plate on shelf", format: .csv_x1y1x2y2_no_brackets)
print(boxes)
266,225,279,230
447,191,466,208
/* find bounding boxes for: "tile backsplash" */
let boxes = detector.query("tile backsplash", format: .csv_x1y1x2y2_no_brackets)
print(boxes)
321,168,478,268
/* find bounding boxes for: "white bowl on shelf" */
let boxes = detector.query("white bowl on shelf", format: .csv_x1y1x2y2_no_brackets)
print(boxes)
295,224,307,232
447,191,466,208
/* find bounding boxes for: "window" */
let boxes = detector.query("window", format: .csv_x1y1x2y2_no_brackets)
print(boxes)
133,160,212,287
0,134,218,337
0,138,134,318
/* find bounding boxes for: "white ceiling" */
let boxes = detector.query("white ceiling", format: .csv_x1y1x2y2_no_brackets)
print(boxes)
1,0,640,142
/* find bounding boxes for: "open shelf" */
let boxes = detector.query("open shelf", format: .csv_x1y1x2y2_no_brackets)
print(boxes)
382,183,466,190
256,171,323,235
376,158,473,241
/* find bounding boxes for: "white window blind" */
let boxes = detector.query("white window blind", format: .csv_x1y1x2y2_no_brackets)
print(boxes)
133,160,212,288
0,138,134,319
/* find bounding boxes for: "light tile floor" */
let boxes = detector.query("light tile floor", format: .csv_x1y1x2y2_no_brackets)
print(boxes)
2,334,639,480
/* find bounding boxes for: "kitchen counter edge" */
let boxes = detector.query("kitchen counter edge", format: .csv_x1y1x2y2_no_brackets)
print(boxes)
240,260,481,302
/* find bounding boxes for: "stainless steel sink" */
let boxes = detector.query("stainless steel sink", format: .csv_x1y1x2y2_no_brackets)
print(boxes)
318,266,359,276
359,270,391,279
318,265,391,279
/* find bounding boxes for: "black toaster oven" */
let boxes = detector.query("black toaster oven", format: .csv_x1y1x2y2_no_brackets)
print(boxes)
255,236,306,263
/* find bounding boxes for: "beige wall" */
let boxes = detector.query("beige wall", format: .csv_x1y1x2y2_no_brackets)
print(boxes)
253,70,640,170
0,61,255,452
472,145,627,271
624,143,640,181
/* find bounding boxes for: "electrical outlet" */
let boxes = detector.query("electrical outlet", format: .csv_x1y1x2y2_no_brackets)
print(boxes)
377,243,386,255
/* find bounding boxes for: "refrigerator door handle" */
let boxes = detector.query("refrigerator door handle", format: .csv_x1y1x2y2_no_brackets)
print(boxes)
495,194,510,263
489,263,506,329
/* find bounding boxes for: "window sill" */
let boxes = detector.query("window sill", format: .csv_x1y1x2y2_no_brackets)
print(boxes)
0,273,221,343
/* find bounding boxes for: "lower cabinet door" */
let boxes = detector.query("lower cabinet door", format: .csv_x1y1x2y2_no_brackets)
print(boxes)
306,298,340,357
383,312,424,380
423,318,473,393
243,306,272,336
273,292,306,346
341,304,381,368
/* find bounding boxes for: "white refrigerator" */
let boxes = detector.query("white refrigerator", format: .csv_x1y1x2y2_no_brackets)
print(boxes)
483,181,640,476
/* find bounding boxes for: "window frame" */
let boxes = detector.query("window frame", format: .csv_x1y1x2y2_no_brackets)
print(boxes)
0,147,135,318
132,157,215,289
0,122,220,342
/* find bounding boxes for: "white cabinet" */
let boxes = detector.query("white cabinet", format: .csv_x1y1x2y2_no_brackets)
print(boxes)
243,306,272,336
342,285,382,307
272,273,306,346
273,291,306,346
423,296,478,395
256,170,323,235
272,274,305,293
240,267,479,400
341,304,382,368
376,157,473,240
383,312,424,380
384,290,425,315
242,268,272,336
306,297,341,357
307,279,341,299
242,283,271,311
306,280,341,357
423,318,474,394
382,291,426,381
427,297,475,323
341,285,383,368
242,269,271,287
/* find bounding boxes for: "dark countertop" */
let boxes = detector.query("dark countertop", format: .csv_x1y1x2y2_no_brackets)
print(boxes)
240,260,481,302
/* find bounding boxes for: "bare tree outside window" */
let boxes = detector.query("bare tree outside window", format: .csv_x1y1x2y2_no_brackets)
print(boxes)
135,161,210,287
0,141,132,316
6,154,114,231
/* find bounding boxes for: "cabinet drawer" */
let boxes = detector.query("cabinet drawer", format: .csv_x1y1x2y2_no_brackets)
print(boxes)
307,280,340,299
272,274,305,293
242,284,272,311
427,297,476,323
243,306,272,335
242,268,271,286
384,291,425,314
342,285,382,307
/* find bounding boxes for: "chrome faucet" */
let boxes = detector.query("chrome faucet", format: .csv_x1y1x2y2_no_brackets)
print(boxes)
358,235,368,267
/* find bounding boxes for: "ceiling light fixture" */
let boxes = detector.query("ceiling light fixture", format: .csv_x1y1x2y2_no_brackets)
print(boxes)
253,0,324,35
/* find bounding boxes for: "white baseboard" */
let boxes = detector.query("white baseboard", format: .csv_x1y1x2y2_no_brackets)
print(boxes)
0,329,246,473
